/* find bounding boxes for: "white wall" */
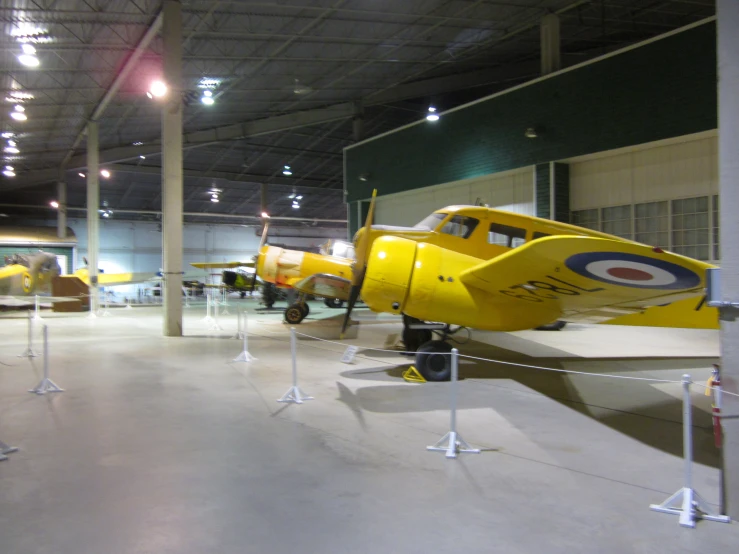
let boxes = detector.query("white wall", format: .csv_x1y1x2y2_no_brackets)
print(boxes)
374,167,534,226
570,133,718,210
68,218,346,277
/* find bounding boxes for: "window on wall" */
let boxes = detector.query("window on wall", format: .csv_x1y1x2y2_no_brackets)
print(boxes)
672,196,710,261
634,201,668,248
713,195,720,261
601,205,632,239
571,209,599,231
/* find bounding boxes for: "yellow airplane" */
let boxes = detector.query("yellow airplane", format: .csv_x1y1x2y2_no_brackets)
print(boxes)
304,191,717,381
0,251,155,308
192,220,354,324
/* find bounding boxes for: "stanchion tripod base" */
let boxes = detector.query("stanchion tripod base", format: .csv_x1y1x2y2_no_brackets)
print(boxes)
0,440,18,461
233,351,257,362
29,378,65,395
427,431,481,459
650,487,730,527
277,386,313,404
18,349,38,358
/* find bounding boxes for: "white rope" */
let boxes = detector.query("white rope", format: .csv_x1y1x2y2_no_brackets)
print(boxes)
290,330,730,386
691,380,739,399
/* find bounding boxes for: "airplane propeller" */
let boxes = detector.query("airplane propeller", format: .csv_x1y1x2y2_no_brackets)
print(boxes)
340,189,377,338
248,216,270,293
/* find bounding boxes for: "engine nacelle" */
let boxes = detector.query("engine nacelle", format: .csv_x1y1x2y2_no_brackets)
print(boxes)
362,236,557,331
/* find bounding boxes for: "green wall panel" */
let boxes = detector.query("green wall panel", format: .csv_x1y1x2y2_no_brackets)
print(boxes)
535,163,550,219
345,22,716,203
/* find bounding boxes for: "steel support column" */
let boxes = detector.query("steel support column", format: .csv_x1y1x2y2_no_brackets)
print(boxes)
717,0,739,520
57,179,67,239
540,13,561,75
162,0,184,337
260,182,268,215
86,122,99,313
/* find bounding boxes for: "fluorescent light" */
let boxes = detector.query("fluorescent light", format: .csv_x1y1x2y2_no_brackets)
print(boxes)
14,105,25,112
296,195,303,200
78,172,85,178
292,203,300,209
201,96,214,105
4,146,19,154
5,165,14,171
17,54,39,67
3,169,15,177
100,169,111,178
289,193,295,199
21,44,36,55
203,90,213,97
7,140,16,146
261,212,270,219
282,165,292,176
1,133,14,138
132,141,143,146
426,106,439,122
210,196,219,203
139,155,146,159
50,200,59,208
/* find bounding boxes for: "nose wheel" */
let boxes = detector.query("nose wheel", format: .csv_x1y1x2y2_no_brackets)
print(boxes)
402,315,467,382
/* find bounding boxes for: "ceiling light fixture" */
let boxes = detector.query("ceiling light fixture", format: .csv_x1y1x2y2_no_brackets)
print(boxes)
3,169,15,177
524,127,538,138
100,169,111,178
282,165,292,176
17,52,40,67
132,141,143,146
50,200,59,208
139,155,146,159
148,80,167,98
200,89,214,105
1,132,14,138
78,172,85,178
426,106,439,122
5,165,14,171
4,146,19,154
261,212,270,219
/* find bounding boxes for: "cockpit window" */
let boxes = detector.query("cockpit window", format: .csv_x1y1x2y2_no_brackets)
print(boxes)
488,223,526,248
439,216,480,239
413,212,447,231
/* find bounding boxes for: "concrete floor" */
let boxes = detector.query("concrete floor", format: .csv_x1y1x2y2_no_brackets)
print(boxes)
0,299,735,553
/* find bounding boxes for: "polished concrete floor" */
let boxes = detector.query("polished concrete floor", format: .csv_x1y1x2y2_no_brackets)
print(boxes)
0,299,735,553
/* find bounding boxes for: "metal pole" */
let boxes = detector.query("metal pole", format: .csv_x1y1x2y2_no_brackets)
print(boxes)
29,325,63,394
57,179,67,239
161,0,184,337
682,374,693,492
86,121,99,316
291,326,298,387
449,348,458,434
43,325,49,381
19,309,37,358
34,294,41,320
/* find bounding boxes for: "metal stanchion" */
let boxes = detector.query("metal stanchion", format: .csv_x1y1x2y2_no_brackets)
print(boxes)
650,374,729,527
277,328,313,404
0,437,18,461
220,289,230,315
202,291,214,324
18,309,38,358
233,311,256,362
427,348,480,458
29,325,64,395
33,294,43,321
232,309,245,339
100,292,111,317
209,291,223,331
184,287,191,308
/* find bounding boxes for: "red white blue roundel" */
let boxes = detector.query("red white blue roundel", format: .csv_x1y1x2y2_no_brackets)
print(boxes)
565,252,701,290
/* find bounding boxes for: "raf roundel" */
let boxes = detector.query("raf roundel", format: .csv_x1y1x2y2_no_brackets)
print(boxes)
565,252,701,290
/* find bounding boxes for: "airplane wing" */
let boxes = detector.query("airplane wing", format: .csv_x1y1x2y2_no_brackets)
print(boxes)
459,236,716,327
0,265,26,279
191,261,255,269
291,273,352,301
66,272,157,287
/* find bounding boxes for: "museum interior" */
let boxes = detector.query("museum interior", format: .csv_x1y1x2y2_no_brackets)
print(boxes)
2,1,739,552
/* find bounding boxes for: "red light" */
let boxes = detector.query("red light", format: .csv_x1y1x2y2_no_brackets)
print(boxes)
652,247,664,254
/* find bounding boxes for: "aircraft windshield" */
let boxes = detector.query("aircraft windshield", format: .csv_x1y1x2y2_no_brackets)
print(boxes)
413,212,446,231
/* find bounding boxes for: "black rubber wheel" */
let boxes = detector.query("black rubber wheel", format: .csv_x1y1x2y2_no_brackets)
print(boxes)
301,303,310,316
284,303,306,324
402,328,433,353
240,291,246,298
415,340,454,382
324,298,344,309
535,320,567,331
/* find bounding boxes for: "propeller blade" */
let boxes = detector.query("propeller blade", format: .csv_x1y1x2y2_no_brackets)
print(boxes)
340,189,377,337
250,218,270,293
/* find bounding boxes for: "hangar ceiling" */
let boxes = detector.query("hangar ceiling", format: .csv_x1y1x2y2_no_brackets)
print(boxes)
0,0,715,228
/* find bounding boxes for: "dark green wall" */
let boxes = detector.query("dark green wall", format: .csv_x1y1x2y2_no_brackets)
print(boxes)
345,21,717,203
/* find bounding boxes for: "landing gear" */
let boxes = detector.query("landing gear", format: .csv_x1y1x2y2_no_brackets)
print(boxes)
240,291,246,299
401,315,466,382
324,298,344,309
415,341,453,382
284,296,309,324
284,303,306,324
535,320,567,331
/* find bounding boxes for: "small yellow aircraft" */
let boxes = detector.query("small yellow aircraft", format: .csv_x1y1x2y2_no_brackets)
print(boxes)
312,191,718,381
0,251,155,308
191,221,355,323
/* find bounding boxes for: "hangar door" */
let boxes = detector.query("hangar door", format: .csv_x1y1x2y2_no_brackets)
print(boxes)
0,226,76,274
374,167,535,227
